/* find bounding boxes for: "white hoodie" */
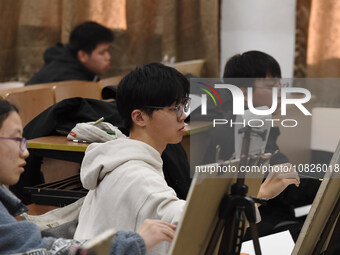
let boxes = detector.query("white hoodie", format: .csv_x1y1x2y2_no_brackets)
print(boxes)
74,138,186,254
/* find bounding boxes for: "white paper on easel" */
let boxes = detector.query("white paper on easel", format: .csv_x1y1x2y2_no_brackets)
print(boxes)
294,204,312,218
240,230,295,255
234,107,271,159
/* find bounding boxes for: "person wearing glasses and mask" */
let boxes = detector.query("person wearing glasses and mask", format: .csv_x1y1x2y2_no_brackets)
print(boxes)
0,99,177,255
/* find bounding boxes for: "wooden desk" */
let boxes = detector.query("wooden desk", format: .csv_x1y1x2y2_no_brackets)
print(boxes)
26,122,212,206
28,136,87,184
16,203,59,220
27,121,212,184
28,136,88,152
26,203,59,215
28,121,212,154
183,121,212,136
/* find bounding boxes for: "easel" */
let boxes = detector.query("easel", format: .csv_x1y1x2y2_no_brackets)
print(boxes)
168,130,270,255
292,141,340,255
313,195,340,255
205,126,267,255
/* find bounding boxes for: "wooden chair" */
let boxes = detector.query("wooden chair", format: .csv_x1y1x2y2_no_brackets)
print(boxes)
101,75,124,88
4,87,55,126
0,80,103,125
53,81,102,102
170,59,205,76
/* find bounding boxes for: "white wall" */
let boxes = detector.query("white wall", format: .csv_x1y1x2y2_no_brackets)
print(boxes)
220,0,296,78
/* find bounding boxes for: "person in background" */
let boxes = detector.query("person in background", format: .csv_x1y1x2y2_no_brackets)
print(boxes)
23,21,190,204
204,50,314,240
26,21,113,85
0,99,176,255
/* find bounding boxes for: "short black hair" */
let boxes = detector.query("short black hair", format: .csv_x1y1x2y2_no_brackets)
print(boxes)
117,63,189,130
0,100,18,129
223,50,281,80
69,21,114,55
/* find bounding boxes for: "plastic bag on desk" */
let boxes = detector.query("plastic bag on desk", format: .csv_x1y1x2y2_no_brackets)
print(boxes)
67,117,125,143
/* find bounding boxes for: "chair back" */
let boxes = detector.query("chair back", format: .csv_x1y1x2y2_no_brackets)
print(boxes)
170,59,205,76
101,75,124,88
53,81,102,102
5,87,55,126
0,80,103,126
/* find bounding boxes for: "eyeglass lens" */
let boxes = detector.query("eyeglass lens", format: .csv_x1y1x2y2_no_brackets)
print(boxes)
176,104,184,119
20,138,28,151
176,98,191,119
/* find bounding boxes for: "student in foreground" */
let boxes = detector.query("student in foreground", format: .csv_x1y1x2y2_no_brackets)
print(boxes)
74,63,300,254
74,63,188,254
0,99,175,255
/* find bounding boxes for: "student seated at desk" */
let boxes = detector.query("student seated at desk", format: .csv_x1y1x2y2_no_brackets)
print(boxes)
74,63,299,255
201,50,315,240
26,21,113,85
0,99,176,255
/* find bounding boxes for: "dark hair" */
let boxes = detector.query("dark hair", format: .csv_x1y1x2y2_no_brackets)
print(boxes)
223,50,281,81
0,100,18,128
116,63,189,130
69,21,114,55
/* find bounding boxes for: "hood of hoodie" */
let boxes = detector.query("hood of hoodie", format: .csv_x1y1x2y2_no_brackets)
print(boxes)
80,138,163,190
43,43,95,76
43,43,77,64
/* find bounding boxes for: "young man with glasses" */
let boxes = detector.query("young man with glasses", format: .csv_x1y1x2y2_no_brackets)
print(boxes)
74,63,190,255
74,62,298,254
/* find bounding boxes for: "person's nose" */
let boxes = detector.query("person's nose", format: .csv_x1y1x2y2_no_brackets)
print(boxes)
179,111,187,122
106,52,111,61
21,148,29,159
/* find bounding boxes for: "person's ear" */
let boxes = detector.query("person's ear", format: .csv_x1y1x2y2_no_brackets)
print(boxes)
77,50,89,64
131,109,147,128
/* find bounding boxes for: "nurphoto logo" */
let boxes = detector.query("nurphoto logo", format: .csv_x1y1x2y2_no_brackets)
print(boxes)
200,84,311,116
195,79,312,128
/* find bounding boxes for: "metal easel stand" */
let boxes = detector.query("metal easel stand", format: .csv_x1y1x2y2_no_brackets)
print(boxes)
205,126,267,255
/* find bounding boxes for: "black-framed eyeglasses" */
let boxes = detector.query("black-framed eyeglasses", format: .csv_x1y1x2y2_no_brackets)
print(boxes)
0,137,28,151
144,98,191,121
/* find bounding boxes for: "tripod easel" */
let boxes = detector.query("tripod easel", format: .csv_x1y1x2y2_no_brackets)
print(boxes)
205,126,268,255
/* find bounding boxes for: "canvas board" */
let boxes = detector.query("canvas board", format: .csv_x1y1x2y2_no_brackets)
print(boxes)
169,155,269,255
292,142,340,255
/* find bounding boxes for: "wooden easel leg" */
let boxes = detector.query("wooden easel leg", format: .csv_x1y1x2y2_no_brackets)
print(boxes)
313,196,340,255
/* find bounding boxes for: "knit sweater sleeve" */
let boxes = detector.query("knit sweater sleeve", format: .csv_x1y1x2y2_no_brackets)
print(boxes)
43,231,146,255
110,231,146,255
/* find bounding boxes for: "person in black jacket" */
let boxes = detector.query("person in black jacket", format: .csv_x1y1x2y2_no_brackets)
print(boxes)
26,21,114,85
207,50,319,240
